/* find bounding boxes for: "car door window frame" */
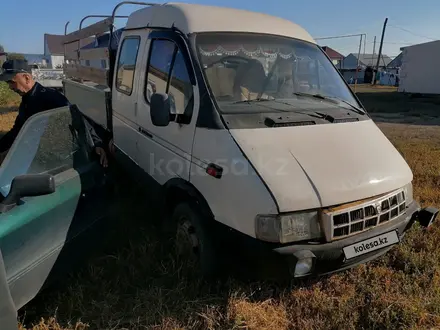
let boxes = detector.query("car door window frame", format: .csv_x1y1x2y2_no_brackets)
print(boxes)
143,30,197,123
0,106,92,196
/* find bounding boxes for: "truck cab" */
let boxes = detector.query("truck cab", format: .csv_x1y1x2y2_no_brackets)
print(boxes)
62,2,437,278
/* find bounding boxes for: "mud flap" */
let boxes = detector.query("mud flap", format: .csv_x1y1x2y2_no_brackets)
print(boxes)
0,249,17,330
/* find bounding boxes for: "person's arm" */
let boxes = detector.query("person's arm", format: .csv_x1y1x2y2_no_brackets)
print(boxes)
83,117,108,167
70,104,108,167
82,116,104,149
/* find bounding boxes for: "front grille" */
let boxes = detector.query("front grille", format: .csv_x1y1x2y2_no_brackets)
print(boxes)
322,189,406,240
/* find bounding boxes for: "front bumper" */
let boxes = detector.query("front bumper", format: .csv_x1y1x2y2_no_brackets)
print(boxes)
274,201,426,277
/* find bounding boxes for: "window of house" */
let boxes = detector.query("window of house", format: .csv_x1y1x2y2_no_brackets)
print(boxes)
85,60,90,67
145,39,193,116
101,59,107,69
115,37,141,95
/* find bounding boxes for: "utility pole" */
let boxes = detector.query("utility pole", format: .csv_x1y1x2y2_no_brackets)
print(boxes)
372,18,388,85
372,36,376,56
353,34,363,92
363,35,367,59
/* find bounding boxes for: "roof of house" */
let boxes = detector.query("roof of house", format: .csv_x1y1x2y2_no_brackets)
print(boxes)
400,39,440,51
321,46,344,59
349,53,393,67
44,33,94,55
387,52,402,68
126,3,315,43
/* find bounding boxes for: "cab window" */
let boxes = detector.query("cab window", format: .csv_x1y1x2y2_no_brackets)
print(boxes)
145,39,194,116
115,37,141,95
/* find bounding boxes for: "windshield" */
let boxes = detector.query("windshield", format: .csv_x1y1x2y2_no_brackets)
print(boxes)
195,33,361,113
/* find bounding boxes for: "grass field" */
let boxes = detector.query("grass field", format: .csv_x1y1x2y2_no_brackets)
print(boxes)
2,82,440,329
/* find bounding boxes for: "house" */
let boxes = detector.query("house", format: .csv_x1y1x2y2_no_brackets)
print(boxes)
321,46,344,68
342,53,392,70
386,52,402,74
340,53,392,83
44,33,93,69
398,40,440,94
44,34,67,68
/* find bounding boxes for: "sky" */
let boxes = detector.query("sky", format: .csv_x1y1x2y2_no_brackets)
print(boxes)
1,0,439,58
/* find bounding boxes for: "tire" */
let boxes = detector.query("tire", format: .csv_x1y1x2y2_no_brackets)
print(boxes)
170,202,222,278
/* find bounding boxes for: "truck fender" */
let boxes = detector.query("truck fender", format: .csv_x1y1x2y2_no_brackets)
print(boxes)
163,178,214,221
0,249,18,330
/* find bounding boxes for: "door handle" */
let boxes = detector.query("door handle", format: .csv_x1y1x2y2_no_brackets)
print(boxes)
134,102,138,116
139,127,153,139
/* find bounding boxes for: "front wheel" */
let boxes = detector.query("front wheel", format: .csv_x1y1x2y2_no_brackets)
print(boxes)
171,202,223,278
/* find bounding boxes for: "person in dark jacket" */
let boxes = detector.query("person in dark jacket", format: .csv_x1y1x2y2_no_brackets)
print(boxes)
0,59,108,167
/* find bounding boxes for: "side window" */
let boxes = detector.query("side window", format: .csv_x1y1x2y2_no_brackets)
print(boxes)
169,49,194,115
145,38,194,116
145,39,176,102
0,107,83,196
115,37,141,95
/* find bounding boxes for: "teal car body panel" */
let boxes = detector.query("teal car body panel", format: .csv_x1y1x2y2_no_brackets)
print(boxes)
0,170,81,310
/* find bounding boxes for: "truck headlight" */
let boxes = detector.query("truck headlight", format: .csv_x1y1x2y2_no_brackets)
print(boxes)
403,182,413,205
255,211,322,243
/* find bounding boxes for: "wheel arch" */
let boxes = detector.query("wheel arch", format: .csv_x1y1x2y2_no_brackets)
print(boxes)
163,178,214,220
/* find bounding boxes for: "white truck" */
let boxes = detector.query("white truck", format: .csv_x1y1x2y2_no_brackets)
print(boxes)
62,1,438,278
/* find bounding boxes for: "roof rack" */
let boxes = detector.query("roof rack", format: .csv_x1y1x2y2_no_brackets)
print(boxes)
63,2,159,86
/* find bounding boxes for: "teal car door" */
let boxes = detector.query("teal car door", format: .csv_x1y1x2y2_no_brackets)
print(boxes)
0,106,90,316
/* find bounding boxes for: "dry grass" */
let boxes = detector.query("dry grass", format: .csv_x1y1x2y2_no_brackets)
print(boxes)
2,84,440,329
0,82,19,134
0,82,20,108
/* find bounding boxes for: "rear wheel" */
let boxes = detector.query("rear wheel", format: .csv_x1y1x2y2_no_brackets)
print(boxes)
171,202,222,278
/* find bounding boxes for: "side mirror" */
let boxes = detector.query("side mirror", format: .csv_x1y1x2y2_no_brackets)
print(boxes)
150,93,171,127
0,174,56,213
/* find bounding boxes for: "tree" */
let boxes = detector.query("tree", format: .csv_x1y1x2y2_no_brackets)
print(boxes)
7,53,25,60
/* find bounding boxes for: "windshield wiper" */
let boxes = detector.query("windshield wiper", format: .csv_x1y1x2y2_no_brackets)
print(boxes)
293,92,366,115
325,95,366,115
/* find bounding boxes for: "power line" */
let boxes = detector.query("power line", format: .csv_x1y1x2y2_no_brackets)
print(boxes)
314,33,365,40
388,24,438,41
369,41,413,45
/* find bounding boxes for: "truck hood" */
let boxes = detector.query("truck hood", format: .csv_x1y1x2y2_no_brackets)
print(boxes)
229,119,413,212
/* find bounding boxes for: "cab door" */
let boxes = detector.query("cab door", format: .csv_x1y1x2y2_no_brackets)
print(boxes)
0,105,106,319
135,30,199,185
112,32,145,166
